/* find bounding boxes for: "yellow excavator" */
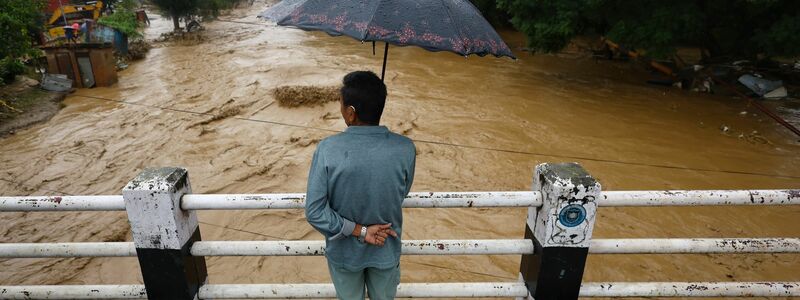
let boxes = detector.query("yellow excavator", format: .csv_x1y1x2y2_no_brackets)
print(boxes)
46,1,105,39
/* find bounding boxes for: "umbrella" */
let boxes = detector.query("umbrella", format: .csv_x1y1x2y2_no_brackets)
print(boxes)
259,0,515,81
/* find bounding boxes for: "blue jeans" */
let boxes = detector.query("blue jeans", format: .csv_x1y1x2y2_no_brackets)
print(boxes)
327,262,400,300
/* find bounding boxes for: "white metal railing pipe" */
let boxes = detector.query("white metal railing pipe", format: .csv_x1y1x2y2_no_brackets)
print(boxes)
191,239,534,256
600,189,800,206
4,238,799,258
0,195,124,212
580,282,800,297
199,282,529,298
4,190,799,212
0,285,146,299
0,242,135,258
590,238,800,254
2,282,797,299
180,191,540,210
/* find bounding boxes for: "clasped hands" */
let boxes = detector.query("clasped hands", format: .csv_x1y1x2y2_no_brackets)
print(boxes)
354,223,398,247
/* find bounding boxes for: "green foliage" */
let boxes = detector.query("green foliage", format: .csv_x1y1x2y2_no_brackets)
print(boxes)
150,0,246,30
150,0,196,24
487,0,800,59
0,57,25,84
98,0,142,38
0,0,45,60
196,0,244,19
469,0,510,27
117,0,141,11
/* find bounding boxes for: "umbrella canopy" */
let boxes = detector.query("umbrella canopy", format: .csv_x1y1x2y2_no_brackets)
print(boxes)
259,0,515,79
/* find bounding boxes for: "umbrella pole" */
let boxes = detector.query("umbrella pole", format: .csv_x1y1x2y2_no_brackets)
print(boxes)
381,42,389,82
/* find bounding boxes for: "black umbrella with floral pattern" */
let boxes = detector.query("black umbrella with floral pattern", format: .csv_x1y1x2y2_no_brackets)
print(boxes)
259,0,515,81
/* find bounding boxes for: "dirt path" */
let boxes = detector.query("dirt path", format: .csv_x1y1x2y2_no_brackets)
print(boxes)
0,77,66,137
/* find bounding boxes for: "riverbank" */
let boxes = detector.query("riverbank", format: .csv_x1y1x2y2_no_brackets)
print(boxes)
0,76,66,137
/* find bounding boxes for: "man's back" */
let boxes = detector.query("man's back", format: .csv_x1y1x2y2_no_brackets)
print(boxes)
306,70,412,299
307,125,415,271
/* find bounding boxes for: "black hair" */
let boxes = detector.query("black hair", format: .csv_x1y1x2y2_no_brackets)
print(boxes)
341,71,387,125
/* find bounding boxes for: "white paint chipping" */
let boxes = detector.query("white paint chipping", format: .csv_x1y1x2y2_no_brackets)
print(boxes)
2,282,797,299
3,238,799,258
190,239,535,256
122,167,197,250
3,190,798,212
600,189,800,206
199,282,529,298
532,163,600,248
0,285,146,299
0,242,135,258
181,191,539,210
580,282,800,297
590,238,800,254
0,195,124,211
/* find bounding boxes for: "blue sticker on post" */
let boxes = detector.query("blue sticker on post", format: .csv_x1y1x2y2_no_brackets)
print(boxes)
558,204,586,227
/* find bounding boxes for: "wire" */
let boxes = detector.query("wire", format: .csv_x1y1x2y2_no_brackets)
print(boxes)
72,94,800,180
402,260,517,280
198,221,287,240
211,18,800,178
215,19,267,26
0,178,77,195
704,70,800,138
76,94,340,132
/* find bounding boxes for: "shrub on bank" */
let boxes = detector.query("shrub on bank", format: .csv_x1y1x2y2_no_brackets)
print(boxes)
0,58,25,85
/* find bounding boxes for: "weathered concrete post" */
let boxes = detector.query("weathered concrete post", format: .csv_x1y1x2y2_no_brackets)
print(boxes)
122,167,208,300
519,163,600,299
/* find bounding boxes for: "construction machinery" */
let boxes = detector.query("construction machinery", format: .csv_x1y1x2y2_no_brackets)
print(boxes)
45,0,106,39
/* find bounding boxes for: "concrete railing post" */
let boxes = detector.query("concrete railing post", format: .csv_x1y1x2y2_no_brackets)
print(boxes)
122,167,208,300
519,163,601,299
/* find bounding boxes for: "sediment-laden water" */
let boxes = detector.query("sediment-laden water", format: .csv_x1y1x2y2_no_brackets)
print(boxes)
1,1,799,299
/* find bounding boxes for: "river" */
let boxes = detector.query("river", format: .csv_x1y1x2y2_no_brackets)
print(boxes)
1,1,799,298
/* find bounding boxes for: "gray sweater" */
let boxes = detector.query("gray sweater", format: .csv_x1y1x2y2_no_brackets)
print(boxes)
305,125,416,271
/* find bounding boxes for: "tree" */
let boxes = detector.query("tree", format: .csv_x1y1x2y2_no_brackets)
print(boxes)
150,0,247,31
0,0,45,83
150,0,197,31
469,0,510,28
487,0,800,60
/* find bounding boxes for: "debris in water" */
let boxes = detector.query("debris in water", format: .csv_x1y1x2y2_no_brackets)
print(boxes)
737,74,784,97
155,31,206,46
127,40,151,60
273,86,340,108
763,86,788,99
720,125,730,134
187,105,243,129
40,74,72,92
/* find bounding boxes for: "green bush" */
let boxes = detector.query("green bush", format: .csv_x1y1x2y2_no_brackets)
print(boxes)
98,0,142,38
99,10,141,38
482,0,800,60
0,58,25,84
0,0,45,60
151,0,247,31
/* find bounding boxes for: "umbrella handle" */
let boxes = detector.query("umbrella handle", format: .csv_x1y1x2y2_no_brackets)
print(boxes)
381,42,389,82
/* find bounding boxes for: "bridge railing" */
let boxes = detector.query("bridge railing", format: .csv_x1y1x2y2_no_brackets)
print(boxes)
1,163,799,299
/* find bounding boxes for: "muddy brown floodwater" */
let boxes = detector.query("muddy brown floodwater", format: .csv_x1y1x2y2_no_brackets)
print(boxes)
2,1,800,299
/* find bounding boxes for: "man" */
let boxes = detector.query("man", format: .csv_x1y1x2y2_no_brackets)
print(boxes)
80,20,91,43
306,71,416,300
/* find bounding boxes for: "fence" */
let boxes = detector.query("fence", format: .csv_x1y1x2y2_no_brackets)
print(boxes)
0,163,799,299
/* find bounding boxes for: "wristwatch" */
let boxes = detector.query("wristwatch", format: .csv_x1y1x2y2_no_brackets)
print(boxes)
358,225,367,243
